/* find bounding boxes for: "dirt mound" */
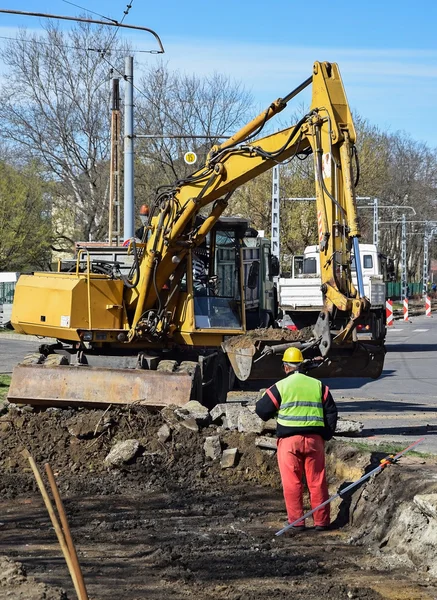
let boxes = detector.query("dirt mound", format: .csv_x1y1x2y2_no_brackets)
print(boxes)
0,556,66,599
0,405,281,499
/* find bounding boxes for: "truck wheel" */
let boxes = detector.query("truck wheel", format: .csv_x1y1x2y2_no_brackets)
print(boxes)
156,359,178,373
21,353,45,365
44,354,69,366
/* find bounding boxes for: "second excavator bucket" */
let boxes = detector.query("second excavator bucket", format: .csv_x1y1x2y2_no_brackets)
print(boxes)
222,333,386,382
8,364,194,408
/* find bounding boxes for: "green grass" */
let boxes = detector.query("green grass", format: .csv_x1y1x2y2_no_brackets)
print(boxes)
335,438,433,459
0,374,11,405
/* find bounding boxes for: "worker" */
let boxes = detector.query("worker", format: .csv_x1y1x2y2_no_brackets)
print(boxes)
192,243,210,296
135,204,150,240
255,347,338,531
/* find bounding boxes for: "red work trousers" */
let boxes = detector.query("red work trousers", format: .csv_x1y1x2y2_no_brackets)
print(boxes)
277,434,330,527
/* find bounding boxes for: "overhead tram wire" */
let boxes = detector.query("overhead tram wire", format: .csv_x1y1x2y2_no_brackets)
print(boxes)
61,0,118,23
101,1,134,59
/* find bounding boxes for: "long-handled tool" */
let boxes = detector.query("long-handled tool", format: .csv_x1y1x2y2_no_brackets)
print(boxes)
276,437,425,536
26,451,89,600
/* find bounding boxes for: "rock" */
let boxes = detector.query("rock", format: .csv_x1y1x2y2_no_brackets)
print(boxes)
104,439,140,467
335,419,363,436
225,405,243,430
263,419,276,432
160,405,181,427
180,417,198,432
262,449,276,457
414,494,437,520
204,435,222,460
237,410,264,434
255,436,277,450
67,412,111,438
157,424,171,443
176,400,209,424
209,403,227,423
221,448,238,469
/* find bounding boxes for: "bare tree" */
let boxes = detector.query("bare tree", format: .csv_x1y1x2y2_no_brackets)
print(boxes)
0,21,129,244
134,62,253,202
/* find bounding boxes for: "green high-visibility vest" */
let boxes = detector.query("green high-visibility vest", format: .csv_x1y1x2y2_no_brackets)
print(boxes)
275,373,324,428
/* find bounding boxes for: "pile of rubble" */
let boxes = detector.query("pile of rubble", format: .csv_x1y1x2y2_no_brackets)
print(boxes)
0,397,363,500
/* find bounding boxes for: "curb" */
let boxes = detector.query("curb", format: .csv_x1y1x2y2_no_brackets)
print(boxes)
0,332,58,343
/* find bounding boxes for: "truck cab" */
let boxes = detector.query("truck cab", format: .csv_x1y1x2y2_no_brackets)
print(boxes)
280,243,388,340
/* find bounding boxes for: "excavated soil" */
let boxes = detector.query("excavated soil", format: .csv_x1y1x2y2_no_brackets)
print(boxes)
1,405,437,600
224,326,314,349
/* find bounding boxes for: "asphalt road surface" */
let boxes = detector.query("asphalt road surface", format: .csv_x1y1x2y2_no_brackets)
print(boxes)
330,313,437,454
2,316,437,453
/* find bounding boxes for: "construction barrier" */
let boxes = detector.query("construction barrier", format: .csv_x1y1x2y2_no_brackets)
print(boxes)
386,299,393,327
426,296,432,317
403,298,409,322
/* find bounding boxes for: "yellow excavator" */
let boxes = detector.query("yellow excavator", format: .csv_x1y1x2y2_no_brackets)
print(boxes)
9,61,385,408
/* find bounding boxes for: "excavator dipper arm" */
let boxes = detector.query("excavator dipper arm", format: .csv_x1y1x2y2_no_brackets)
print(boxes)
129,62,366,348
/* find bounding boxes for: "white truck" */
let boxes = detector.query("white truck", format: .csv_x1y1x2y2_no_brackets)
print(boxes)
279,243,393,341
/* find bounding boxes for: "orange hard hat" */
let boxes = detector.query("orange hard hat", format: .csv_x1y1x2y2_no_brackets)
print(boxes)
139,204,149,216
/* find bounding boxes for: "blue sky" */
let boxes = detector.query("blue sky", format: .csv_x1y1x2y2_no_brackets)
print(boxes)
1,0,437,147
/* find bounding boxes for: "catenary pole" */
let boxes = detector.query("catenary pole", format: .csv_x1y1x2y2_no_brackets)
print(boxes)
123,57,134,241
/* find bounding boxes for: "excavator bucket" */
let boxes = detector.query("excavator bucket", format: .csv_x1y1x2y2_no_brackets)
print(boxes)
223,334,386,382
8,364,193,408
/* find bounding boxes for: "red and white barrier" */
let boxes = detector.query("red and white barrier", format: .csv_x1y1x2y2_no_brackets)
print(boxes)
386,299,393,327
403,298,409,322
426,295,432,317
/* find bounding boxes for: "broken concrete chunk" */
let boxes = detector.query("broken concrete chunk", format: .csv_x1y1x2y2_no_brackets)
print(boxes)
263,419,276,432
209,403,227,423
204,435,222,460
178,400,209,422
335,419,364,436
237,410,264,434
221,448,238,468
104,439,140,467
225,405,242,430
414,494,437,520
157,424,171,443
255,436,277,451
180,417,198,432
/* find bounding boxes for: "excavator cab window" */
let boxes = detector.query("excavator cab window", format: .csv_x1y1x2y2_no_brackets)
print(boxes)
193,229,242,329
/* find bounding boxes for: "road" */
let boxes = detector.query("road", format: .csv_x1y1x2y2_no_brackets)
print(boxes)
329,313,437,453
2,316,437,453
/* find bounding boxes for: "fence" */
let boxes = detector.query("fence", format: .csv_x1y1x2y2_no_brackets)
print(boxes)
386,281,422,299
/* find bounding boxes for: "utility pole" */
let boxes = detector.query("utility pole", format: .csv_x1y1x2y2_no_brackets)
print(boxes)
109,77,121,246
423,226,430,297
373,198,379,247
271,165,280,269
401,214,407,299
124,57,134,241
